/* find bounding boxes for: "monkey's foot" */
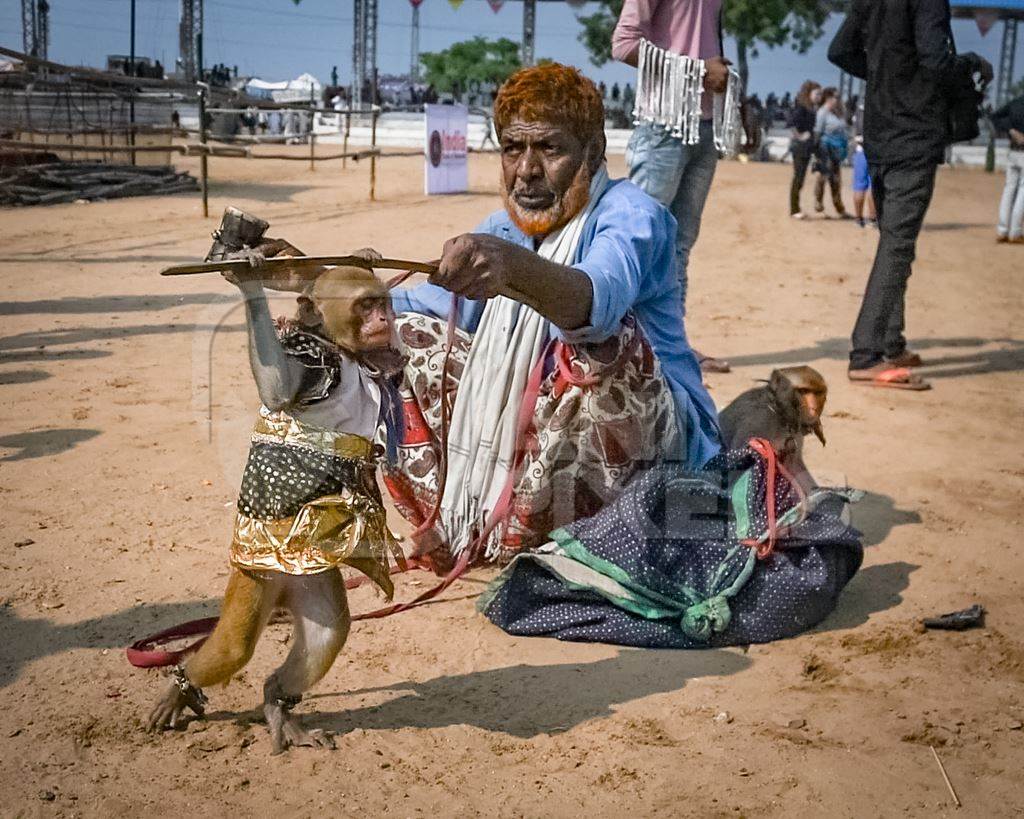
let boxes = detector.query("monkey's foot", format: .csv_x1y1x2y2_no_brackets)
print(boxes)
264,700,335,755
263,678,334,754
146,668,207,732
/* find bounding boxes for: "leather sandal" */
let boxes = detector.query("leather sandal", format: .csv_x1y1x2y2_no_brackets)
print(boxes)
696,352,731,374
848,364,930,390
885,350,923,368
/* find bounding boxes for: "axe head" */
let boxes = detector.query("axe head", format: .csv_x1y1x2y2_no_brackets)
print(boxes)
206,206,270,262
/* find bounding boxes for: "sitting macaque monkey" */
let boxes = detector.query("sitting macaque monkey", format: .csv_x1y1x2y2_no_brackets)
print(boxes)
718,365,828,489
146,249,404,754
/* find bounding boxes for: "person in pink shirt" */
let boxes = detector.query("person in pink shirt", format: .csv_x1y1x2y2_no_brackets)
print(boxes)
613,0,732,373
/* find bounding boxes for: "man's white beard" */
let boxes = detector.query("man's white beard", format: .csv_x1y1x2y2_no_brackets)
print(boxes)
502,161,593,238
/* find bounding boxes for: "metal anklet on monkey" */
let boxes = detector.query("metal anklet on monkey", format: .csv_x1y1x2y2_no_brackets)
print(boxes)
145,208,410,754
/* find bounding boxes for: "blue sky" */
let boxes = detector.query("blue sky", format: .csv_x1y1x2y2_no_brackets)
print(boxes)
1,0,1021,97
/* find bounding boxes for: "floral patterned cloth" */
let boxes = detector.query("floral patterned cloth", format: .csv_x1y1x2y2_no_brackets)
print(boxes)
382,311,681,566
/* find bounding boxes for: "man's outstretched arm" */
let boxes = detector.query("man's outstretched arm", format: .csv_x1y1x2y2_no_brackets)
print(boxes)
428,233,594,331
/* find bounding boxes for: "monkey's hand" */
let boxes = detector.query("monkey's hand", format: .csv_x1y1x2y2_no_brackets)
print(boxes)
146,667,208,732
257,237,306,259
221,247,269,287
246,237,326,293
351,247,383,263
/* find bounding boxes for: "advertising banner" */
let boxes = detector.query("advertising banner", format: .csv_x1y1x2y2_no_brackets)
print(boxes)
424,104,468,195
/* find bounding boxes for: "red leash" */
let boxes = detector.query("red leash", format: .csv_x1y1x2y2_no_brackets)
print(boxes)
126,617,220,669
741,437,806,559
127,284,548,667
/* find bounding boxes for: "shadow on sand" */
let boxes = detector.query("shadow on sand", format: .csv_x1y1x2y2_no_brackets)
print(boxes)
727,335,1024,379
0,428,100,462
0,293,230,316
0,599,220,688
1,598,749,741
298,649,749,738
0,369,51,385
815,561,919,632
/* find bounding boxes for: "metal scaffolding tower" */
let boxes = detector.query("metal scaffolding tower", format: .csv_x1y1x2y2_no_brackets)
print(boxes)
21,0,36,57
36,0,49,60
352,0,364,105
366,0,378,101
522,0,536,66
995,18,1019,107
352,0,378,108
178,0,203,83
21,0,48,59
410,2,421,82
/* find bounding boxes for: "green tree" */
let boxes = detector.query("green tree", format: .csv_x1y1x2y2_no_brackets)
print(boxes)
576,0,832,95
420,37,522,99
577,0,624,67
724,0,831,95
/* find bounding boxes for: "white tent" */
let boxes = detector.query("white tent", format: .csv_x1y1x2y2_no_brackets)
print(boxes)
245,72,321,103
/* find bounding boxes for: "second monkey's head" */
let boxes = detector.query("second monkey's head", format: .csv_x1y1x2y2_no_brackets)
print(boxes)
303,265,395,353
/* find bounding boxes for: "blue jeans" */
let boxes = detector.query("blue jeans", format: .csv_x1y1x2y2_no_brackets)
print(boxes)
626,120,718,316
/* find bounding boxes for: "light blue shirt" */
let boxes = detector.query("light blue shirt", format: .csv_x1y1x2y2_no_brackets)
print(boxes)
390,178,722,467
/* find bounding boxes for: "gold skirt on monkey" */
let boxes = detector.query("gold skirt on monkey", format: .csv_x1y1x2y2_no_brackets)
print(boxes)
229,407,402,598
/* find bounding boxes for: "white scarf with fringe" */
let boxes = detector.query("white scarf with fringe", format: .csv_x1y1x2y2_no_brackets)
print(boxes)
632,38,742,154
440,165,610,559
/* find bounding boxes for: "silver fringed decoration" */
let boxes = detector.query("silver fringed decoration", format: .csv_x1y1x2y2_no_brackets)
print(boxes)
632,39,741,153
632,38,706,144
712,66,742,157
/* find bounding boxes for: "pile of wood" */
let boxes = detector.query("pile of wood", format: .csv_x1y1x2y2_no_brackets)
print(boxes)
0,149,60,168
0,162,197,206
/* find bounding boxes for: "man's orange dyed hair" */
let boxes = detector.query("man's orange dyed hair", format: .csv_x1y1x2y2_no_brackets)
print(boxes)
494,63,605,145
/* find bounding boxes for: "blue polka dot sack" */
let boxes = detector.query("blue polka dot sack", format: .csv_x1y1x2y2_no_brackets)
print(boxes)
478,440,864,649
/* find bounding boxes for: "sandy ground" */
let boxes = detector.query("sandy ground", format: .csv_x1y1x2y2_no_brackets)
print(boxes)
1,148,1023,818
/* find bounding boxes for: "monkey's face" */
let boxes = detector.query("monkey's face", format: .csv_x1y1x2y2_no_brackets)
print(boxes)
347,295,394,350
796,386,825,425
310,266,395,353
795,386,827,446
770,366,828,446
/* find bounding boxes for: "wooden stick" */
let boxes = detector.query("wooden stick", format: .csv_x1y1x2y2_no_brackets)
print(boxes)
0,138,182,154
370,109,379,202
343,112,350,170
930,745,961,808
159,255,438,277
198,87,209,219
247,149,377,162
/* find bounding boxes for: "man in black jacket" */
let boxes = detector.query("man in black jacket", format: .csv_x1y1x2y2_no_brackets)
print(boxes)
828,0,991,389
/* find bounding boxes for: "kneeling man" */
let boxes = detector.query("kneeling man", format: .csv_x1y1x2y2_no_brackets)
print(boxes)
387,63,721,564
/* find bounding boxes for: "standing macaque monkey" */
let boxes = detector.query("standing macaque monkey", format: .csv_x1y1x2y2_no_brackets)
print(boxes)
718,365,828,489
146,244,404,754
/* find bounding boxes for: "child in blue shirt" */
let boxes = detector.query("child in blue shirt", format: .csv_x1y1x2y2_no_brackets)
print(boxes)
851,137,877,228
